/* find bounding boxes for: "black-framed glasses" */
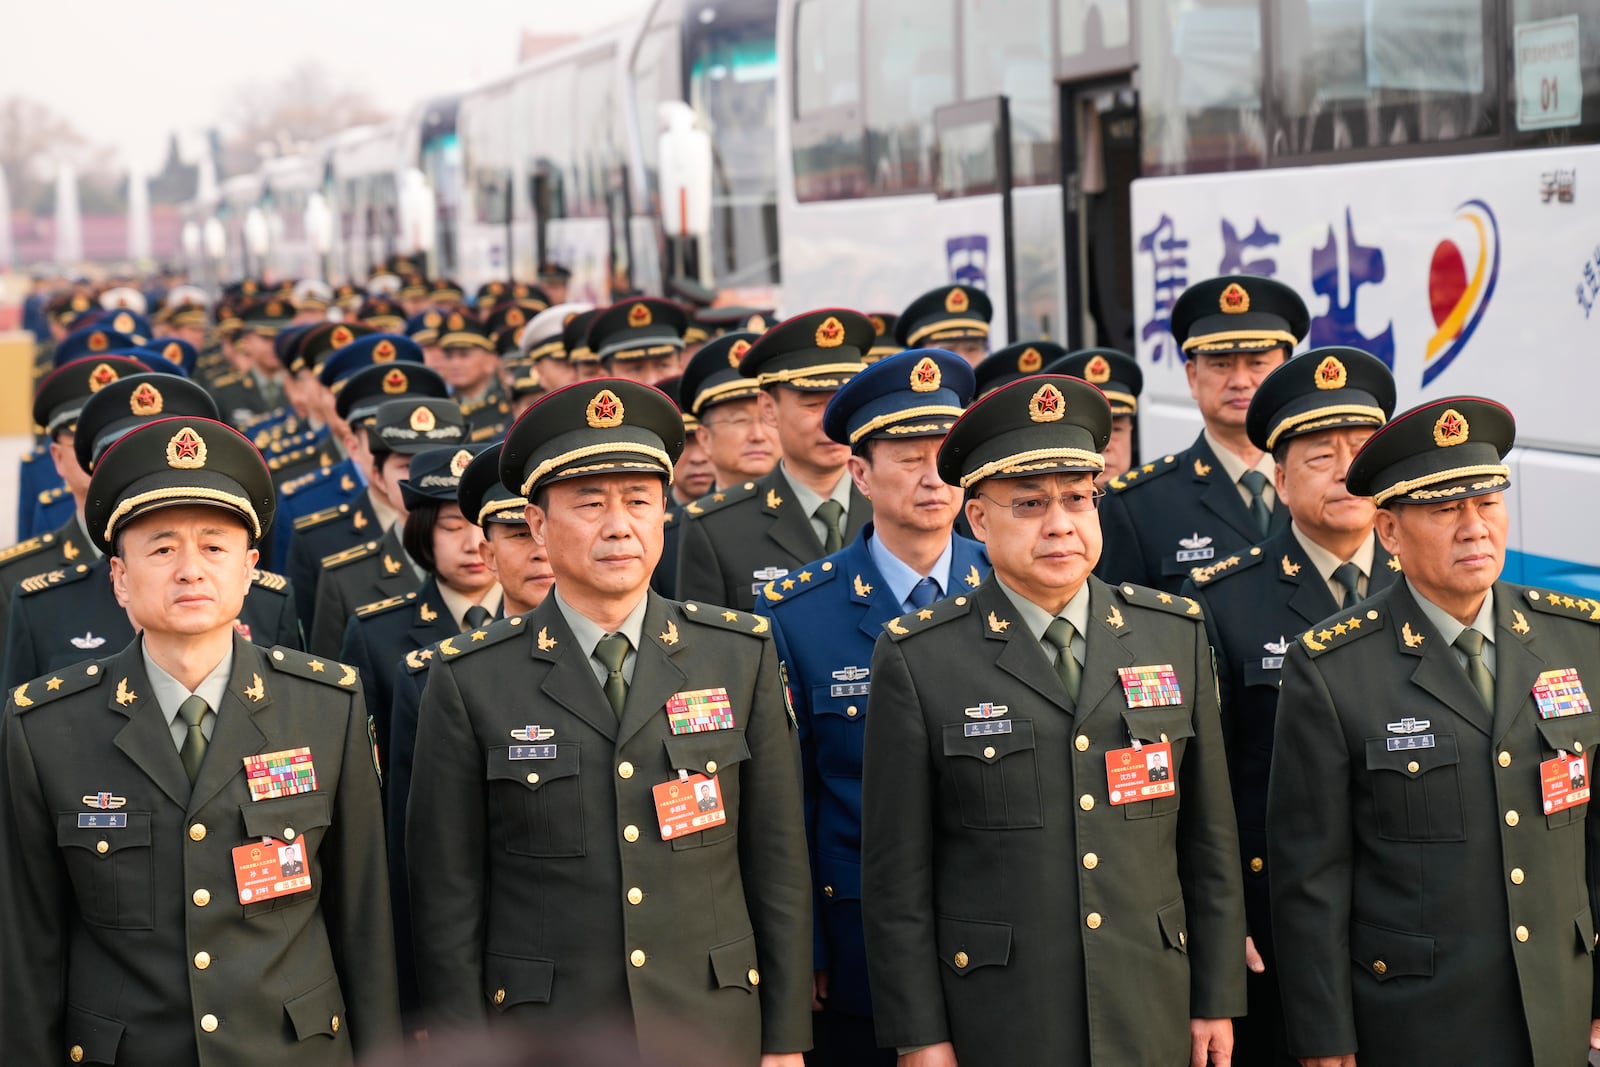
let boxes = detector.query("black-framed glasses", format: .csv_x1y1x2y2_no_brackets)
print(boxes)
977,489,1102,519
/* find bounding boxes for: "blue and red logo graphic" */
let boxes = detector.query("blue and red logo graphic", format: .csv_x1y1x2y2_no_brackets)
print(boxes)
1424,199,1499,386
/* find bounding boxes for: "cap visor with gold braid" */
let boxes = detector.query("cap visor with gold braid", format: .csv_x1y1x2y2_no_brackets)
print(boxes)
500,379,686,499
823,348,976,451
460,443,528,527
1346,396,1513,507
937,375,1112,489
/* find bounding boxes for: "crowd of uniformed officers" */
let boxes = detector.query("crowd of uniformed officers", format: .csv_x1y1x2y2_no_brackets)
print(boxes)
2,262,1598,1067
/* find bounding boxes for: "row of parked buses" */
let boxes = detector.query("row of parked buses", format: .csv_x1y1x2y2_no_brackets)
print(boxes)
183,0,782,307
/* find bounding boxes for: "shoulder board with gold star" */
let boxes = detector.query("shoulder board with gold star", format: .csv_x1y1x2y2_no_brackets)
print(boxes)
767,561,839,603
251,568,289,594
469,424,504,443
267,646,361,689
321,541,381,570
0,534,53,566
684,481,759,519
281,467,332,497
9,660,106,714
267,445,318,472
1298,607,1385,657
293,504,348,531
355,593,412,619
435,615,528,660
681,601,771,639
404,643,439,674
1189,545,1267,587
211,371,242,387
17,563,93,597
883,591,977,642
38,485,68,505
1523,587,1600,624
1114,581,1206,621
1106,453,1180,493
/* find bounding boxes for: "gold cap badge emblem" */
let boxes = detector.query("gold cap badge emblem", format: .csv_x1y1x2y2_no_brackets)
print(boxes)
868,314,885,334
331,325,354,348
945,288,969,314
374,339,397,363
627,303,652,328
87,363,119,391
449,449,473,478
1017,347,1042,373
1219,282,1250,314
162,342,183,363
729,339,752,368
1084,355,1112,384
1314,355,1347,390
382,369,409,394
410,406,437,433
165,426,207,469
586,389,625,428
424,311,442,328
507,308,525,327
88,332,109,352
129,383,163,417
815,316,845,348
1028,383,1066,423
910,356,941,393
1433,408,1469,447
113,312,134,334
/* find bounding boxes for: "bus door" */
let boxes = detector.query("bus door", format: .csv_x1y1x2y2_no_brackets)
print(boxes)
932,96,1017,346
1058,80,1138,352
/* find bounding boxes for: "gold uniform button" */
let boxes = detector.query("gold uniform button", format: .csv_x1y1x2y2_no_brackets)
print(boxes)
627,887,643,905
282,827,295,841
493,989,506,1005
1498,751,1512,768
1179,931,1187,947
1372,960,1387,976
1086,912,1102,930
705,760,718,774
747,968,760,986
630,949,646,968
1079,794,1095,811
70,1046,84,1063
194,951,211,970
96,840,109,854
1506,810,1520,827
1516,925,1530,942
193,888,211,907
1407,761,1420,774
823,885,834,898
983,746,996,759
1083,852,1098,870
847,706,858,717
1075,735,1090,752
526,773,540,784
1511,867,1525,885
953,951,969,969
189,823,206,842
200,1013,218,1033
623,825,640,842
1249,856,1265,873
331,1015,340,1033
1577,741,1586,753
618,761,634,779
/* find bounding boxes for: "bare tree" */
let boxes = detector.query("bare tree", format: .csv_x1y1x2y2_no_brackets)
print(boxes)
0,96,122,212
218,61,391,176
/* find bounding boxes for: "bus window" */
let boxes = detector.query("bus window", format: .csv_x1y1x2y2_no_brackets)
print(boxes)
574,59,621,217
1139,0,1265,175
1511,0,1600,147
961,0,1056,185
864,0,954,192
791,0,865,201
1272,0,1499,157
631,24,681,197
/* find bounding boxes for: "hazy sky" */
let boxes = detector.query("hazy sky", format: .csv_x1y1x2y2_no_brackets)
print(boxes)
1,0,647,172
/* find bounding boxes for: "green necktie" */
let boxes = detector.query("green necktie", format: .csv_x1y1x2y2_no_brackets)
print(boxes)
1453,629,1494,712
1240,470,1271,537
815,499,846,554
463,604,492,631
177,695,210,784
1332,561,1362,608
1043,618,1081,701
594,633,631,718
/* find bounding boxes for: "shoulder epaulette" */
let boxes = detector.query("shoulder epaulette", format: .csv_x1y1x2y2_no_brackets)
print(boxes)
1189,545,1266,586
251,568,289,593
435,614,528,660
37,485,68,505
355,592,413,619
1523,587,1600,623
294,503,349,531
281,467,330,496
684,481,759,519
768,560,840,604
1107,453,1182,493
267,646,361,689
18,563,93,597
10,659,106,712
882,590,976,641
404,644,439,674
469,424,503,443
211,371,242,387
681,601,771,638
1298,606,1385,656
267,445,319,472
1114,581,1206,620
322,540,381,570
0,533,53,566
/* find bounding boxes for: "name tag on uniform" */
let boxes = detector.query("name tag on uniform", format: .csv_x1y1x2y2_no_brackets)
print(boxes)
1386,735,1435,751
232,837,312,904
78,813,127,829
510,745,557,760
667,689,735,734
1118,664,1183,708
1533,669,1592,719
653,773,727,839
1104,742,1176,805
244,747,317,802
1541,752,1589,815
964,720,1012,737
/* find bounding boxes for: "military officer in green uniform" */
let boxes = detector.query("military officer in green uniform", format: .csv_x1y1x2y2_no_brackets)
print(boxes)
676,310,874,611
0,412,399,1065
861,374,1245,1066
407,378,812,1064
1095,275,1309,594
1269,397,1600,1067
1182,347,1399,1067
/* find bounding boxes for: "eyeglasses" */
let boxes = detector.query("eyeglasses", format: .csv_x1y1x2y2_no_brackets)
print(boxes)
978,490,1102,518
